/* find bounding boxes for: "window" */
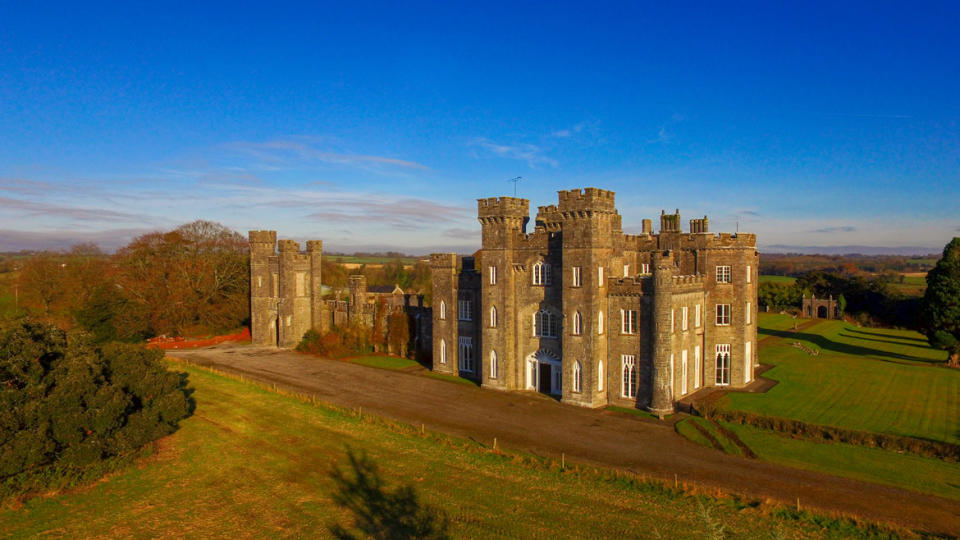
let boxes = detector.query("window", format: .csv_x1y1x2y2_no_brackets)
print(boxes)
490,306,498,327
490,350,498,379
623,264,629,277
681,350,688,395
744,341,752,384
746,301,751,324
640,263,651,274
459,337,474,373
746,265,752,283
598,266,604,286
621,355,637,398
572,266,582,287
572,311,582,335
621,309,638,334
694,345,701,389
695,303,701,328
458,300,472,321
573,361,582,393
440,300,446,320
598,360,604,391
533,310,559,338
716,344,730,385
681,306,689,331
716,304,731,326
670,309,675,333
533,261,552,285
598,311,604,334
440,339,446,364
489,265,497,285
716,265,732,283
257,276,263,288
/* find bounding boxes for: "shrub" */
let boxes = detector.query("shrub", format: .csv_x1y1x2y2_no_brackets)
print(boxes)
0,320,193,496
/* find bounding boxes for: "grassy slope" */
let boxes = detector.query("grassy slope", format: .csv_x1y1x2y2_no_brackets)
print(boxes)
724,422,960,501
1,363,892,539
738,314,960,445
342,355,421,370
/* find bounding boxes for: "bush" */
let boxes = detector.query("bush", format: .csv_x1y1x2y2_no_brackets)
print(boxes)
0,320,193,496
297,321,374,358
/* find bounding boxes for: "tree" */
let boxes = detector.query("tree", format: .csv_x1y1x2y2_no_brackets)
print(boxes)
921,238,960,368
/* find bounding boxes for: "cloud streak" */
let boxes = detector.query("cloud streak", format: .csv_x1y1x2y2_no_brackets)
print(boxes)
223,139,429,170
807,225,857,234
467,137,558,168
0,196,147,223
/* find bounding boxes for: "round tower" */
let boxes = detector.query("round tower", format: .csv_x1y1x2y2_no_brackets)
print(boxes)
649,251,676,417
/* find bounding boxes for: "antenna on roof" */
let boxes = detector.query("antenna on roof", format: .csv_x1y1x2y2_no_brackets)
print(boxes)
508,176,523,197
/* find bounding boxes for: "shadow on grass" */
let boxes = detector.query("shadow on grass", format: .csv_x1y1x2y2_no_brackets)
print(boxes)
843,327,930,344
329,447,450,540
758,327,936,366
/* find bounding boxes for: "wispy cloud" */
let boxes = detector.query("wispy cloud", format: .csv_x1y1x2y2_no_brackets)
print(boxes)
442,227,478,239
0,196,147,223
808,225,857,234
647,113,686,144
223,139,429,171
467,137,558,168
551,122,587,139
304,196,466,229
0,228,156,252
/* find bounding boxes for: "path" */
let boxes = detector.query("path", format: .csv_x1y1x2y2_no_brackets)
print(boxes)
168,346,960,536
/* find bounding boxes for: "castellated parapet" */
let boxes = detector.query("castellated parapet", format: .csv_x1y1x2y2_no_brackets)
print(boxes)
430,187,758,414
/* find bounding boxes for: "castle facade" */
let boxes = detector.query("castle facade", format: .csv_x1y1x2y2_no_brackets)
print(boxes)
431,188,758,415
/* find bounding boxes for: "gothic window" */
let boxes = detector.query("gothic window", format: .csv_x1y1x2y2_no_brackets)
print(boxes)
695,303,701,328
621,355,637,398
681,306,689,331
623,264,629,277
598,360,604,391
640,263,651,274
533,310,559,338
716,304,731,326
620,309,638,334
489,265,497,285
681,350,688,395
490,306,498,328
746,265,752,283
459,337,474,373
598,266,604,286
440,339,446,364
572,311,582,335
458,299,472,321
716,344,731,385
490,350,498,379
532,261,552,285
598,311,604,334
716,265,732,283
694,345,701,389
744,341,752,384
670,309,675,333
572,266,582,287
440,300,446,320
573,361,582,393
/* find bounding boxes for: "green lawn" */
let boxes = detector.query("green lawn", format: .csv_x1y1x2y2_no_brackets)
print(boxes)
759,275,797,284
725,422,960,501
742,314,960,445
343,354,421,370
0,362,893,539
757,313,804,333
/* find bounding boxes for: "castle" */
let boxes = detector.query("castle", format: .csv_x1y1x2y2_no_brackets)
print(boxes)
431,188,758,415
249,187,758,416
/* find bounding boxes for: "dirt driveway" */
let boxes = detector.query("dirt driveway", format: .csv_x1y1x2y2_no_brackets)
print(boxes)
169,346,960,536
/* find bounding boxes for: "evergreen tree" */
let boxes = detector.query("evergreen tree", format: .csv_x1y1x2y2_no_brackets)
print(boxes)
921,238,960,368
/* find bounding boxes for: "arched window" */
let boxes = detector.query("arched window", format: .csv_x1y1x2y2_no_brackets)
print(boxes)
532,261,552,285
439,300,446,320
490,306,498,328
440,339,446,364
573,361,582,392
598,311,604,334
533,310,559,338
572,311,582,335
490,350,498,379
598,360,604,391
715,344,730,385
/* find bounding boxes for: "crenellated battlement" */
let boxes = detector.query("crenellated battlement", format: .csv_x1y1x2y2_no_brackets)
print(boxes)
277,239,300,253
249,230,277,245
660,210,681,233
556,187,616,213
689,216,709,234
430,253,458,268
306,240,323,252
477,196,530,219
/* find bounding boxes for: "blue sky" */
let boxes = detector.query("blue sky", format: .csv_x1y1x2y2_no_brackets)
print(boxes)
1,1,957,253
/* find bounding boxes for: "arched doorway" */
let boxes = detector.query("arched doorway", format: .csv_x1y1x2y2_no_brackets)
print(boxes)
526,350,561,395
817,305,828,319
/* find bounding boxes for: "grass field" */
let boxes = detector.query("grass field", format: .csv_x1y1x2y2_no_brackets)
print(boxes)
342,354,421,370
741,314,959,445
0,362,897,539
759,275,797,284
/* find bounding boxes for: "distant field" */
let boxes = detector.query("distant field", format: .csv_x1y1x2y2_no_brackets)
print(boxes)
0,363,890,539
759,275,797,284
325,255,420,265
741,314,958,444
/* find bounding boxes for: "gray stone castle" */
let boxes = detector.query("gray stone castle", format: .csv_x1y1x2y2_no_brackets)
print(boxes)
431,188,758,416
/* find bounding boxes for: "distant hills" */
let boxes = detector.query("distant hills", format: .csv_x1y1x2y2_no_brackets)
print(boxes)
761,245,940,256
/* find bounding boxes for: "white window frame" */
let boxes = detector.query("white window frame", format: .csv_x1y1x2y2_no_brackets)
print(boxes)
746,301,751,325
744,341,752,384
694,345,701,389
695,303,701,328
716,265,732,283
533,261,552,286
621,309,638,334
572,266,582,287
458,299,472,321
746,265,752,283
623,264,629,277
670,309,675,333
640,263,651,274
533,309,559,338
440,339,446,364
621,355,637,398
598,311,604,334
439,300,446,320
572,311,582,335
489,265,497,285
458,337,474,373
490,350,498,379
716,344,731,386
490,305,498,328
598,360,604,392
681,306,689,331
681,350,688,395
573,361,582,393
716,304,731,326
598,266,604,286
